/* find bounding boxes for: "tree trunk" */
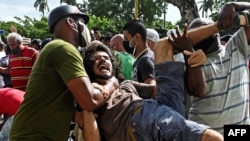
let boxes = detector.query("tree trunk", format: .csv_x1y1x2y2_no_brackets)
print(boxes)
167,0,200,24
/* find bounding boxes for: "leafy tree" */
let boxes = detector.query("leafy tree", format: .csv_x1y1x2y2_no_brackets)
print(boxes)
88,0,166,23
34,0,50,16
166,0,200,24
3,0,230,42
0,16,50,43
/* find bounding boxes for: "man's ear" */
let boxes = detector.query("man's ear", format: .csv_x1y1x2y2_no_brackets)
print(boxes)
66,18,78,30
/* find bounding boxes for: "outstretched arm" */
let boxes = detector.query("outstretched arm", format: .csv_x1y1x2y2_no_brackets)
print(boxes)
169,25,206,98
68,76,119,112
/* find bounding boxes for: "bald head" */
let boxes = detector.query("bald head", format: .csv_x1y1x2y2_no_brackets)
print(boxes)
189,18,214,29
110,34,126,52
189,18,220,54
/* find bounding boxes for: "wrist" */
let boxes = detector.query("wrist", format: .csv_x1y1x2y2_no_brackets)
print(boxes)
93,84,109,99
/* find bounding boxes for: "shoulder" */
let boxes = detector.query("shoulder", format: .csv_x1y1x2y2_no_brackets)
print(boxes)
140,49,154,59
23,46,39,54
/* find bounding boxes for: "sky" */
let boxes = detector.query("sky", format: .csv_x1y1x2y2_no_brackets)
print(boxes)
0,0,61,22
0,0,184,23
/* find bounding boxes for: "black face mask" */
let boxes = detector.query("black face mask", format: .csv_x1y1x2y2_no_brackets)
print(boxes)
193,35,218,54
123,41,134,54
11,47,22,55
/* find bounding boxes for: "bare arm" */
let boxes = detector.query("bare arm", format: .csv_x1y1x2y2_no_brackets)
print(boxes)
83,110,100,141
67,76,119,112
129,80,157,98
0,67,9,74
73,110,100,141
183,50,206,98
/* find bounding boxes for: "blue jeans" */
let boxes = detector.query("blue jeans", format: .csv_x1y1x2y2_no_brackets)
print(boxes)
130,62,208,141
0,116,13,141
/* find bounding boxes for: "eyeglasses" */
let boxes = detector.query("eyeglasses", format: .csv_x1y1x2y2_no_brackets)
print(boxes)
94,55,110,61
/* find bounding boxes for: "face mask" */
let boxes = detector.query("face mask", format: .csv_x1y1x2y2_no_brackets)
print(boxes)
78,21,91,47
11,47,21,55
129,35,137,48
123,41,134,54
193,34,218,54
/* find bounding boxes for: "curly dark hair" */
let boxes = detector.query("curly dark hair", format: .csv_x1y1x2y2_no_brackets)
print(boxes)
82,41,125,83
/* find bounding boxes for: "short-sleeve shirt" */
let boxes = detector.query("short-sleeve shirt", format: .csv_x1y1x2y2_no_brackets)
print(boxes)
9,39,88,141
131,49,155,82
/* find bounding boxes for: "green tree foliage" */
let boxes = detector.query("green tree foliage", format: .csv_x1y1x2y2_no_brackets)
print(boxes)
87,0,166,23
3,0,235,41
0,16,50,42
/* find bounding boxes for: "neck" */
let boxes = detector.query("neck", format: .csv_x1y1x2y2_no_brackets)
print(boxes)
133,42,148,58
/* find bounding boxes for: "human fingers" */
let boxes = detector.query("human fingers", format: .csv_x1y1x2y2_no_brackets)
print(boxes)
185,49,206,67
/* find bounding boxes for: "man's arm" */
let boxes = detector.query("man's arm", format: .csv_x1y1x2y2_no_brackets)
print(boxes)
67,76,119,112
83,110,100,141
0,67,9,74
183,50,206,98
129,80,157,98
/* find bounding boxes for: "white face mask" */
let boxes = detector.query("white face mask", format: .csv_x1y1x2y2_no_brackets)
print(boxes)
78,21,91,47
129,35,137,48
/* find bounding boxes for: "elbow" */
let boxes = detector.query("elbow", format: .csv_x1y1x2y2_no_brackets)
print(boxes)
193,92,206,98
190,87,206,98
83,101,100,112
188,83,206,98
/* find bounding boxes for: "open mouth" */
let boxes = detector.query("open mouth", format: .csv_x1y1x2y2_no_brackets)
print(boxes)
98,64,110,72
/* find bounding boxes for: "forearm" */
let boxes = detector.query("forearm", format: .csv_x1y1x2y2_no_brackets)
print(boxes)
0,67,10,74
187,15,247,45
183,51,206,98
68,77,117,112
187,23,219,45
83,110,100,141
185,64,205,98
228,2,250,11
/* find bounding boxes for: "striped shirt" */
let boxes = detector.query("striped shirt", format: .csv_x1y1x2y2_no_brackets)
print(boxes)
9,46,39,91
188,28,250,134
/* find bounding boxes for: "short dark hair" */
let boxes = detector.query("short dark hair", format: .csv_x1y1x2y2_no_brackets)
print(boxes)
122,20,147,42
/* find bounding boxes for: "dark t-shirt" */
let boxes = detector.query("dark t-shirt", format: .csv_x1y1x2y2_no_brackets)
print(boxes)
95,80,154,141
131,49,155,82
